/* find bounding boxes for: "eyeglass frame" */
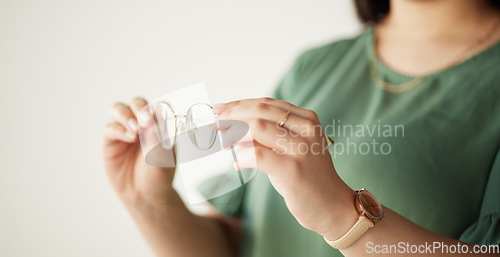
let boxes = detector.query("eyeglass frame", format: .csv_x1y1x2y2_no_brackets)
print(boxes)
152,102,218,151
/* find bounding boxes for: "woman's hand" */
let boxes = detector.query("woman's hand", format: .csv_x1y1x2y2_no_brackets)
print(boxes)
102,97,178,208
214,97,357,240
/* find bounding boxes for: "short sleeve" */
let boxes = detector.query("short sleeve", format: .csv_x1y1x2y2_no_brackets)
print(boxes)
272,52,308,101
459,148,500,245
198,53,307,216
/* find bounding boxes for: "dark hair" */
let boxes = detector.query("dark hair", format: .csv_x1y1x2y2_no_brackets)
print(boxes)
354,0,500,24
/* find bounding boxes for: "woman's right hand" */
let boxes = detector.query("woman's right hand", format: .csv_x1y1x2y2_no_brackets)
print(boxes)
102,97,178,209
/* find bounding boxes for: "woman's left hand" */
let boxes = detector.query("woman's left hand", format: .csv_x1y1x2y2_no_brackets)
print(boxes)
214,97,357,240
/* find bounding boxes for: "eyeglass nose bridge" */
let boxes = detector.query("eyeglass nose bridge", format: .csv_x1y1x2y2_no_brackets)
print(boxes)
153,102,218,151
173,114,188,133
175,113,218,151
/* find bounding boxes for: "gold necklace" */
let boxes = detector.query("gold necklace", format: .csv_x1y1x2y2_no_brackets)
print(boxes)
371,17,500,93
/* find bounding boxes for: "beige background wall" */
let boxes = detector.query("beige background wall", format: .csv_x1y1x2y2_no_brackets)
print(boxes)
0,0,360,256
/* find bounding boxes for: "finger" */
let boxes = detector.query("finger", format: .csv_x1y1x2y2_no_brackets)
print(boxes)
103,122,136,143
234,140,269,150
222,118,304,154
235,145,294,175
214,97,319,121
110,102,139,135
130,97,148,115
129,97,154,127
217,102,320,137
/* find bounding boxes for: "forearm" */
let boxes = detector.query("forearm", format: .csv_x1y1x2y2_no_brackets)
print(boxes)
126,191,238,257
338,207,498,257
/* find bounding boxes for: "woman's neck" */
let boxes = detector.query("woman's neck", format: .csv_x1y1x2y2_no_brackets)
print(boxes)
374,0,500,76
381,0,498,39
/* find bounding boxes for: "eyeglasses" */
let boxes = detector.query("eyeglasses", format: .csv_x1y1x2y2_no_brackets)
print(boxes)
152,101,246,185
152,102,218,150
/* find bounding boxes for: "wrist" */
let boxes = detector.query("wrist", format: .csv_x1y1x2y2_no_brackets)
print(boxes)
123,188,188,220
323,188,384,249
321,186,358,241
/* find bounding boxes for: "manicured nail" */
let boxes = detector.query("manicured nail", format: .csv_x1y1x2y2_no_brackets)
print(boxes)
128,118,138,132
139,111,153,125
212,103,226,109
125,131,135,140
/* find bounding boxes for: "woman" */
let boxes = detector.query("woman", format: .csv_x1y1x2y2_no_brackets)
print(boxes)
102,0,500,256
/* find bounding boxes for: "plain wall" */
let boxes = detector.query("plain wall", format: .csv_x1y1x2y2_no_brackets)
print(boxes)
0,1,360,256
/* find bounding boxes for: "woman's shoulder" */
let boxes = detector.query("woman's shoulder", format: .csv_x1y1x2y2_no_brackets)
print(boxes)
274,30,372,102
303,31,368,54
296,29,371,68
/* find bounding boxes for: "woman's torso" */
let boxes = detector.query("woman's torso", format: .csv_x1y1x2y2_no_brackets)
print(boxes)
239,29,500,257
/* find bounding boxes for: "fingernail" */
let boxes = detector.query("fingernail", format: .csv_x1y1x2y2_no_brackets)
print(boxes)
128,118,138,132
125,131,135,139
212,103,226,109
139,111,153,125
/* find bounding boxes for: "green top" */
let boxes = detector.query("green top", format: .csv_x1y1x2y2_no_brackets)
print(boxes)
206,28,500,257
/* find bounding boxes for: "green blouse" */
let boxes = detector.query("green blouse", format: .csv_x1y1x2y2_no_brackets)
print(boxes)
206,28,500,257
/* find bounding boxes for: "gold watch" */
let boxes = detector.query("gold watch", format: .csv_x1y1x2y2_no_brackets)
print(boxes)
324,188,383,249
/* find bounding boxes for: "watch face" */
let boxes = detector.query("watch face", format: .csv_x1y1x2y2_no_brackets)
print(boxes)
358,190,383,220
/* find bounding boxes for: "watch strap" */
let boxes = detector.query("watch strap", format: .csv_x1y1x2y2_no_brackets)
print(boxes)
323,215,374,249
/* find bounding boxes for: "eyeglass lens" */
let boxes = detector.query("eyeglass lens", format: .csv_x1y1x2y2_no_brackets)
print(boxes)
186,103,217,150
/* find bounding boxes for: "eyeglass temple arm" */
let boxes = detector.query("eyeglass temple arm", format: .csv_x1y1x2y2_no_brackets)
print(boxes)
230,147,245,186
